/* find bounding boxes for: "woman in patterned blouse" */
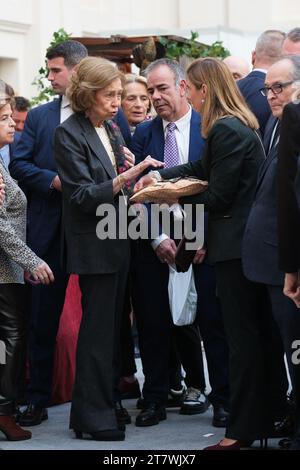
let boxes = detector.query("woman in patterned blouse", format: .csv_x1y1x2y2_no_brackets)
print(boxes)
0,83,54,441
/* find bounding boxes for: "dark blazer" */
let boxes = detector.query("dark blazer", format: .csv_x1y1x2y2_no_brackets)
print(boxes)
242,121,285,285
159,117,264,263
131,109,205,165
54,112,129,275
277,102,300,273
9,99,62,257
238,70,271,138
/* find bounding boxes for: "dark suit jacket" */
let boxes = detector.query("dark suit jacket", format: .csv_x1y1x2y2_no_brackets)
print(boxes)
54,112,129,275
238,70,271,138
158,117,264,264
9,99,62,257
277,102,300,273
242,122,285,285
131,109,205,165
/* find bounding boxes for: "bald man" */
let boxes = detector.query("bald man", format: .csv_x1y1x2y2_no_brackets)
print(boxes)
223,55,250,80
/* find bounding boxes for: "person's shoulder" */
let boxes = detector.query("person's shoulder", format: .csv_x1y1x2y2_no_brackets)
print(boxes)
134,116,160,135
284,101,300,119
29,98,60,116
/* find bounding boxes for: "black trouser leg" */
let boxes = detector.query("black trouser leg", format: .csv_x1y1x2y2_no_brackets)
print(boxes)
0,284,27,415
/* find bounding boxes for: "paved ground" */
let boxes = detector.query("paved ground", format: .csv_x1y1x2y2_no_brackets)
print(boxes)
0,360,282,451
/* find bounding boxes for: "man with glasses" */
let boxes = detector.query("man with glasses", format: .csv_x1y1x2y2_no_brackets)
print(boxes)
242,55,300,450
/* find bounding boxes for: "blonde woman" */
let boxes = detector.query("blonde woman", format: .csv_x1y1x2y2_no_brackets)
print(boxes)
121,74,152,134
136,57,274,449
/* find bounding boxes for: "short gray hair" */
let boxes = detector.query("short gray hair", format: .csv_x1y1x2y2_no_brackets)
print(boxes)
255,30,286,64
287,28,300,43
144,58,186,86
283,54,300,81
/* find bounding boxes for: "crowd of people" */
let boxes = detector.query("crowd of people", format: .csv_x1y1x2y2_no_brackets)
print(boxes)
0,26,300,450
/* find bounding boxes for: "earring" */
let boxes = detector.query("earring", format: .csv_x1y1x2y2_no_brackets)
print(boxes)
201,99,205,103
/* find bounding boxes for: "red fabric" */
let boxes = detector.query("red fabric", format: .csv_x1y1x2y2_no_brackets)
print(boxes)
51,275,82,405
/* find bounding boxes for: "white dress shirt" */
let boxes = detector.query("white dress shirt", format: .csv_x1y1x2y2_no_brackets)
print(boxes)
152,106,192,250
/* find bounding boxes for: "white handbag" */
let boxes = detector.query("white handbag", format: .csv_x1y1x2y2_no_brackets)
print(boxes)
168,264,198,326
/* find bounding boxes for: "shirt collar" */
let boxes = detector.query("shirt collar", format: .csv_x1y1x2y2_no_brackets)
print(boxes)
61,95,70,109
162,105,192,133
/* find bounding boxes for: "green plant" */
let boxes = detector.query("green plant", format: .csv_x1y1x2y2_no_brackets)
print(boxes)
31,28,71,106
159,31,230,61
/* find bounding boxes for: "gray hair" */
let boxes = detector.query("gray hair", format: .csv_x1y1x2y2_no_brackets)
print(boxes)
282,54,300,81
286,28,300,43
255,30,286,64
46,40,88,68
144,58,186,86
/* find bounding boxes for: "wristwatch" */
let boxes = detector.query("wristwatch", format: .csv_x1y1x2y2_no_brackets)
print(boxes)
149,170,163,181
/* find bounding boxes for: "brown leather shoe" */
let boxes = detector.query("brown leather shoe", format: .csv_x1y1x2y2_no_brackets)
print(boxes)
0,415,32,441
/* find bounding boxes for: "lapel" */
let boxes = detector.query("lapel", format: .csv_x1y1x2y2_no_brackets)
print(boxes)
77,114,116,179
188,110,202,162
47,99,61,150
263,115,277,153
151,116,165,162
256,142,278,193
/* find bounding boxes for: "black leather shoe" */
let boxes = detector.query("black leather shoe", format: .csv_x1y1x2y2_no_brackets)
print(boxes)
135,403,166,427
75,429,125,441
115,401,131,425
270,415,294,438
18,404,48,427
212,405,229,428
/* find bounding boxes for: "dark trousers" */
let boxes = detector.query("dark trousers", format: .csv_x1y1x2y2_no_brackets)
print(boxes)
215,259,278,440
268,285,300,440
70,260,129,433
0,284,27,415
132,240,228,405
194,262,229,407
27,231,69,406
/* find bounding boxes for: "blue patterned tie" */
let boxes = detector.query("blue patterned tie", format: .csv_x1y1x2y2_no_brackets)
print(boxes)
164,122,180,168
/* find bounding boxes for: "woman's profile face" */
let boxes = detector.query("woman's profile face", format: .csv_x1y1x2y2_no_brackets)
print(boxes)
122,82,150,125
186,78,204,113
0,103,15,148
91,78,123,123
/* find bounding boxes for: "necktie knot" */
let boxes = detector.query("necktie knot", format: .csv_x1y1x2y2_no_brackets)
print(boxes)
167,122,177,132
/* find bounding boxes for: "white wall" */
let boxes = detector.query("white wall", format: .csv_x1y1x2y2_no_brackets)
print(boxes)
1,0,300,98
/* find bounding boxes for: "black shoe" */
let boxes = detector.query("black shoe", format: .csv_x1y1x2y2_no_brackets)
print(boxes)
18,404,48,427
270,415,295,438
212,405,229,428
75,429,125,441
137,388,185,410
115,401,131,425
135,403,166,427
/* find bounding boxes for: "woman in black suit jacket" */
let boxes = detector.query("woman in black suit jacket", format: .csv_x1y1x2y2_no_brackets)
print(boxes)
54,57,162,441
136,58,275,449
277,100,300,308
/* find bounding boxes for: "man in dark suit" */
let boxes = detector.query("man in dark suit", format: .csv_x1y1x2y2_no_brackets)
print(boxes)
238,29,285,138
9,40,89,426
242,55,300,450
131,59,229,427
277,101,300,308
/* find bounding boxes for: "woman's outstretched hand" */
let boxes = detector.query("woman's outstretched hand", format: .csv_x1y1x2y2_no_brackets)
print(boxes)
134,173,158,192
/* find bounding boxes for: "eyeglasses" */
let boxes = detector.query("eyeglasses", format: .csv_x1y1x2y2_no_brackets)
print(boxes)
260,81,294,97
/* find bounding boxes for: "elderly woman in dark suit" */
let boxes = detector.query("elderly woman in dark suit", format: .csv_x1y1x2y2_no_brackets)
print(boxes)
136,58,276,449
0,87,54,441
54,57,162,441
